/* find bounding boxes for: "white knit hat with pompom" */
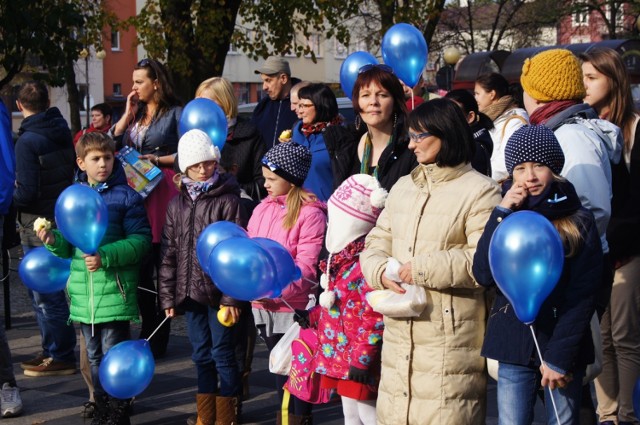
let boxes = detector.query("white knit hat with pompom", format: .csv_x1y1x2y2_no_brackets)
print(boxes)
325,174,388,254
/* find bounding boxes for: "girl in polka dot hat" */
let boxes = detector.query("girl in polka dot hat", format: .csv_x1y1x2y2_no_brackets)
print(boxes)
473,124,603,425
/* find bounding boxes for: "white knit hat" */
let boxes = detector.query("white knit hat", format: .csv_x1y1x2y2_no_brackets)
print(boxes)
325,174,388,253
178,129,221,173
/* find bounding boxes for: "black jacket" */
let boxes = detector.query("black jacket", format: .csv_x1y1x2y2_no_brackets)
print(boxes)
115,105,182,155
14,107,75,217
471,125,493,177
250,78,301,149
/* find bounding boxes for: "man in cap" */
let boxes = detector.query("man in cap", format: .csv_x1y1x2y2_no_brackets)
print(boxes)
251,56,300,148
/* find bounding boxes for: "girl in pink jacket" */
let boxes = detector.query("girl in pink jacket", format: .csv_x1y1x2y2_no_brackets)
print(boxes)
247,142,326,424
295,174,387,425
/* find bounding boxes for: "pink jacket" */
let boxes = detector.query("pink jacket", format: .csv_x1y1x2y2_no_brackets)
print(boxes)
308,239,384,381
248,195,327,311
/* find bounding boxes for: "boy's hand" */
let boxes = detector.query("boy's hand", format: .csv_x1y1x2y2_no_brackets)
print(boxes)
82,254,102,272
165,308,175,318
36,228,55,245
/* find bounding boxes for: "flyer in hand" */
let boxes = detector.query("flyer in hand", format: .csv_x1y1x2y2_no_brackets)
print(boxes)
116,146,163,199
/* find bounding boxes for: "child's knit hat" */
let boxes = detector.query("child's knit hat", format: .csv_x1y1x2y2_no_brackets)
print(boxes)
504,125,565,176
325,174,388,253
520,49,586,102
261,142,312,187
178,129,221,173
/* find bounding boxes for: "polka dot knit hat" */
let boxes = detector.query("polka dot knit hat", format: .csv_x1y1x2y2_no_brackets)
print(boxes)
504,125,565,176
261,142,312,187
178,129,221,173
520,49,586,102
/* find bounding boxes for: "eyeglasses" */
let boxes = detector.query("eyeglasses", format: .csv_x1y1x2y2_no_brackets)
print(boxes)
297,103,314,109
359,64,394,74
408,131,432,142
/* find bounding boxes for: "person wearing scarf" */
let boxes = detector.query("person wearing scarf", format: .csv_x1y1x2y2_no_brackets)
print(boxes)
473,125,603,425
475,72,529,181
291,83,354,201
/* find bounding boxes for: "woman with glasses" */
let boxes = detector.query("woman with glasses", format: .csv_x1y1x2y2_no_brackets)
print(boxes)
349,64,417,192
361,98,501,425
290,83,355,201
111,58,183,357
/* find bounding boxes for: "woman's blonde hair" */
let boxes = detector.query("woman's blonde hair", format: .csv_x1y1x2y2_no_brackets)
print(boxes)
283,186,318,230
195,77,238,120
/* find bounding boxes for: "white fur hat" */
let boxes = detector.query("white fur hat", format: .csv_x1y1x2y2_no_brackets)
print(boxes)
178,129,221,173
326,174,388,253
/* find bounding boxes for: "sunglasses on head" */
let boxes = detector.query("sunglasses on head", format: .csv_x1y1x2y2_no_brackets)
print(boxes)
137,58,151,67
359,64,394,74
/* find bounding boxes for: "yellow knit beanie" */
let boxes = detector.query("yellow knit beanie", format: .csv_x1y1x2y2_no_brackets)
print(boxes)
520,49,586,102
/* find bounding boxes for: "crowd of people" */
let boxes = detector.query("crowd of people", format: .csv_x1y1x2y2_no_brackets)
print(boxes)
0,46,638,425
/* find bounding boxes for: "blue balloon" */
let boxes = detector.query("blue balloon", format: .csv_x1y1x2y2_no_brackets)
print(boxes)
55,184,108,254
489,211,564,324
18,247,71,293
253,237,302,292
340,51,379,100
179,98,228,150
209,237,278,301
196,221,248,275
99,339,155,399
634,377,640,420
381,23,428,88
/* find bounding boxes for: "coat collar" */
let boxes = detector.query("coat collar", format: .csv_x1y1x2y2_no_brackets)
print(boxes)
411,162,472,187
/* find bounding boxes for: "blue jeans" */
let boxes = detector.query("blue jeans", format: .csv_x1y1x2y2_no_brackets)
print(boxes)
185,302,239,397
498,362,585,425
23,245,76,363
81,321,130,398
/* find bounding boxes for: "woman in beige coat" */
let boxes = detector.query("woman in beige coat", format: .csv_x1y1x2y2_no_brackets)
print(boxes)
361,98,502,425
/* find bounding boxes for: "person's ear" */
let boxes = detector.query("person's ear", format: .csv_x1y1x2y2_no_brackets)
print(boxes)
489,90,498,102
467,111,477,125
16,100,23,112
76,157,87,171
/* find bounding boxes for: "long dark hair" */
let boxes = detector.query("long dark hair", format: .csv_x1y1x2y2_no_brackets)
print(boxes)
407,98,476,167
352,66,408,119
134,58,182,117
446,89,494,131
298,83,338,123
475,73,510,99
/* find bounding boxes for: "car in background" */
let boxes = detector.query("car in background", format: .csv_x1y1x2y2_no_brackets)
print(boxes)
238,97,355,124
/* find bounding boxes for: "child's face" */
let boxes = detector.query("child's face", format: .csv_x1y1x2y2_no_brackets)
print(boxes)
262,167,293,198
512,162,554,196
186,160,217,182
77,149,114,185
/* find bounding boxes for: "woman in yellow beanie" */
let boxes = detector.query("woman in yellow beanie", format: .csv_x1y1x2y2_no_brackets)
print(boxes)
580,47,640,425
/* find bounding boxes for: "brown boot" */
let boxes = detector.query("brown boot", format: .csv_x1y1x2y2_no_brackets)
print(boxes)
214,396,238,425
195,393,216,425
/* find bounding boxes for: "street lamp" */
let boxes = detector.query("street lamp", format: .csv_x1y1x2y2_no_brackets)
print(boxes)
78,47,106,128
443,47,461,92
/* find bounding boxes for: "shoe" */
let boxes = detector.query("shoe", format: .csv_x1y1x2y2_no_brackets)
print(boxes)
23,358,76,377
82,401,96,418
20,353,48,369
0,383,23,418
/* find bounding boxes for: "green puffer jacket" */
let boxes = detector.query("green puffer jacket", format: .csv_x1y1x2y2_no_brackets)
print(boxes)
46,164,151,324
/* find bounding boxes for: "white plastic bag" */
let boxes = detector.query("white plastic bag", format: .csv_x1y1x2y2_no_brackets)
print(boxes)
269,322,300,375
366,284,427,318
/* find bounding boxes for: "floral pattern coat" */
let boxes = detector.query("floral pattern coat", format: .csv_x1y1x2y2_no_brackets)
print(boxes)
307,239,384,381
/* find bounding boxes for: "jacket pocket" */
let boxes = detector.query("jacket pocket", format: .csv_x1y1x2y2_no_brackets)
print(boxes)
115,273,127,302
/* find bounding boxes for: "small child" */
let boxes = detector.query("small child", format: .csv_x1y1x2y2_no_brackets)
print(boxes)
158,129,246,425
294,174,387,425
247,142,327,424
37,132,151,425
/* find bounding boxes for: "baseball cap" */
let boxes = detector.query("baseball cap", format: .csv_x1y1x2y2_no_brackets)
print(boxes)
254,56,291,76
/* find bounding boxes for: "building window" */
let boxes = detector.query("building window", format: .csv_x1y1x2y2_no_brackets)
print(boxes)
572,3,589,26
111,31,121,51
228,42,240,55
306,34,322,58
334,39,348,59
113,83,122,96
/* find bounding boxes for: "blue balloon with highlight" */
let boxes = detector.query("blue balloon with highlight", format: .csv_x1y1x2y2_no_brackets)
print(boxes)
340,51,378,99
99,339,155,399
18,247,71,293
55,184,108,254
196,221,248,275
253,237,302,293
381,23,428,88
179,98,228,151
488,210,564,324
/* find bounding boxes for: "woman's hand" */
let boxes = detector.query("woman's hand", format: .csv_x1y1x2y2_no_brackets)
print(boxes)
499,183,528,210
113,91,139,136
398,262,413,284
165,308,175,318
540,364,573,390
381,273,406,294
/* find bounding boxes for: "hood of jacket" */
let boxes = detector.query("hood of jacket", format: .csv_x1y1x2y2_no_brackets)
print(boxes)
180,171,241,200
546,103,622,165
19,107,72,147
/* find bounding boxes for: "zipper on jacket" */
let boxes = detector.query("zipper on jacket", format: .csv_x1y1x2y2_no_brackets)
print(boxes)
115,273,126,301
552,307,557,318
185,198,197,298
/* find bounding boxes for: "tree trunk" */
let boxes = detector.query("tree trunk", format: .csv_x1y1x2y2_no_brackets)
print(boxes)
65,57,82,135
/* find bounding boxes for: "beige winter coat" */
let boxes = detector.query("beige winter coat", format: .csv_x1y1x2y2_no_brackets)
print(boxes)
361,163,501,425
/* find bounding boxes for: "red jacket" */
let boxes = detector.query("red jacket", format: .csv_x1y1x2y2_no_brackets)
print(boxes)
73,124,110,147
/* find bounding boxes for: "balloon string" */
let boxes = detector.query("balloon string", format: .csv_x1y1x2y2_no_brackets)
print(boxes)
302,277,318,288
280,298,296,313
145,315,171,342
529,325,561,425
138,287,158,295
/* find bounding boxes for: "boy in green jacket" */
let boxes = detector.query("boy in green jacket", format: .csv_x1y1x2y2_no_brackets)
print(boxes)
37,132,151,425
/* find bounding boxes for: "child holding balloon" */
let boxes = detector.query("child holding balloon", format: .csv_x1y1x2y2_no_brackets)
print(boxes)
158,129,246,425
37,132,152,425
472,125,603,425
247,142,327,424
